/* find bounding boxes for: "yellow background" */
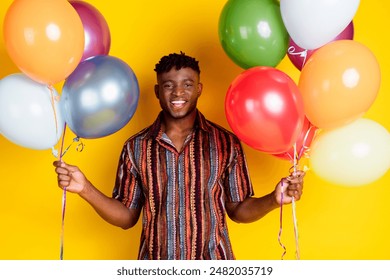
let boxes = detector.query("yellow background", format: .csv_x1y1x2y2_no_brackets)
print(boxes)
0,0,389,260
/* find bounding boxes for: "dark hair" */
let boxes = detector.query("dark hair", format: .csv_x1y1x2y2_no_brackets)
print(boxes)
154,51,200,75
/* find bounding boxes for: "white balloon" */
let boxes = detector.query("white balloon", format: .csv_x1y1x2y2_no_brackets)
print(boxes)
280,0,360,50
0,73,64,150
309,118,390,187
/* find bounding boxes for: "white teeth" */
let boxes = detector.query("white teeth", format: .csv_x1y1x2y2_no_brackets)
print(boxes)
171,101,185,104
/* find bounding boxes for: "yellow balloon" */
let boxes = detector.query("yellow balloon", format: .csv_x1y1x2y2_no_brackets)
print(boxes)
309,118,390,187
299,40,381,130
3,0,84,85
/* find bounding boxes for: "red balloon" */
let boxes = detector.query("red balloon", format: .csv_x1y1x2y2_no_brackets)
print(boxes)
288,21,354,71
225,67,305,154
272,117,317,161
70,1,111,62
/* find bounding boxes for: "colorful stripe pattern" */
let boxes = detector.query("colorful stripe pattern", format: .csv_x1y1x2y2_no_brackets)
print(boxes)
113,110,254,259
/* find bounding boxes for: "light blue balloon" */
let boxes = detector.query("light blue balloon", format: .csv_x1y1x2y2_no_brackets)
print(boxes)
61,55,139,139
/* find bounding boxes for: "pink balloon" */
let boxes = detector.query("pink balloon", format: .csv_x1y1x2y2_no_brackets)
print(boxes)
70,1,111,62
225,67,305,154
288,21,354,71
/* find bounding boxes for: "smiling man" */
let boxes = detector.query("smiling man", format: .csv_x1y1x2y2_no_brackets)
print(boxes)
53,52,304,260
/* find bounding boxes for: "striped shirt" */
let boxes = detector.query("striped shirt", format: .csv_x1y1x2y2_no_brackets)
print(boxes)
113,110,254,259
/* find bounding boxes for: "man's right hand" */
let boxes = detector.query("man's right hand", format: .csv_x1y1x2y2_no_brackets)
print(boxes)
53,161,88,194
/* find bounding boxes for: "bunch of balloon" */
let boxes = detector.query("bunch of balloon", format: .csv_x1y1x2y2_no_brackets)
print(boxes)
280,0,390,186
0,0,85,150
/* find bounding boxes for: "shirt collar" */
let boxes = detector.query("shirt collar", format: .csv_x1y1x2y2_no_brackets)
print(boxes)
145,109,210,139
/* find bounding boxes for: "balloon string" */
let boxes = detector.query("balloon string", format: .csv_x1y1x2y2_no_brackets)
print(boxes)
58,123,67,160
288,46,308,69
48,85,59,136
293,143,298,175
59,180,67,260
292,144,300,259
58,123,67,261
284,125,316,165
284,144,301,260
278,181,287,260
292,197,300,259
60,136,84,158
56,127,84,260
298,125,317,159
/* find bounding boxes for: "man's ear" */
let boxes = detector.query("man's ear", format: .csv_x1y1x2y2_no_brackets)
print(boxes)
197,82,203,97
154,84,159,98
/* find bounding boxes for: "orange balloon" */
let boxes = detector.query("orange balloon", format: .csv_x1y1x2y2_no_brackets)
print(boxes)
298,40,381,130
3,0,85,85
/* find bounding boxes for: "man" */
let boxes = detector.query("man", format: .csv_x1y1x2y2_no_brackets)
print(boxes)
54,52,304,260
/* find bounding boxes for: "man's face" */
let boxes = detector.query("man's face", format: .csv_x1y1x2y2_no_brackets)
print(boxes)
155,67,202,120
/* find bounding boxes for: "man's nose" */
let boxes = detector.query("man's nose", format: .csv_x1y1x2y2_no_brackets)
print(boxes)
173,85,185,95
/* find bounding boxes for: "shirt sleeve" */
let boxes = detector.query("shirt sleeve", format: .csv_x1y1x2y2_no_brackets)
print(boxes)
112,142,144,209
224,137,254,203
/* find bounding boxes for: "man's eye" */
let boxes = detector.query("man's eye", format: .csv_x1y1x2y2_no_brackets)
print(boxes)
164,84,173,89
185,83,193,88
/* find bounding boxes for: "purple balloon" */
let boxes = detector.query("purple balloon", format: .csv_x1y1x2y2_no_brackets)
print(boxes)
288,21,354,71
70,1,111,62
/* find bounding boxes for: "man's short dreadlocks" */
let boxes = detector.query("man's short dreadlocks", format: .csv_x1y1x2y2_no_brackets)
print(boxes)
154,51,200,75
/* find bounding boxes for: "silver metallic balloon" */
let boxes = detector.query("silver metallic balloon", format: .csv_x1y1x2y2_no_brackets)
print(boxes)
61,55,139,138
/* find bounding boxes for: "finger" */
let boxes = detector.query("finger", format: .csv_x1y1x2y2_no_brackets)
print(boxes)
55,161,79,175
61,163,80,174
287,176,304,185
285,179,303,192
294,170,306,177
54,161,68,173
279,177,290,187
289,183,304,194
288,170,305,180
55,167,69,176
58,173,72,180
58,181,69,188
283,177,302,188
286,184,298,192
55,164,75,176
293,190,302,200
57,177,70,188
287,188,302,197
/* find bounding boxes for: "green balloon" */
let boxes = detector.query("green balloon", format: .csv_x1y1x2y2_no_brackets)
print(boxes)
218,0,288,68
